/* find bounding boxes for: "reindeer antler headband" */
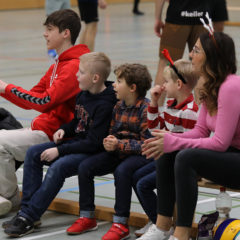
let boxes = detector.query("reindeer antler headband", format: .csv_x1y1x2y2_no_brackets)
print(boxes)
200,12,218,47
162,49,187,84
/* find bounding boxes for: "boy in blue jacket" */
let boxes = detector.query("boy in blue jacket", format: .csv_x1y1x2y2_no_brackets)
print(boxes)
3,52,117,238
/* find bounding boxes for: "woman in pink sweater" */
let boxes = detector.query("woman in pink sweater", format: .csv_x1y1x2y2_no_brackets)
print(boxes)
141,32,240,240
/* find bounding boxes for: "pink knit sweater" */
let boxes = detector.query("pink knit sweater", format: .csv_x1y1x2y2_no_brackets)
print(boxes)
164,74,240,153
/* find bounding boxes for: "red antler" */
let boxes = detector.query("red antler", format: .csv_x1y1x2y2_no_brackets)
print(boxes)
162,49,174,66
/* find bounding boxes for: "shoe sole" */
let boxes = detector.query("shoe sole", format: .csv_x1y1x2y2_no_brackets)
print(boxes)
2,219,41,229
4,228,34,237
67,225,98,235
0,201,12,216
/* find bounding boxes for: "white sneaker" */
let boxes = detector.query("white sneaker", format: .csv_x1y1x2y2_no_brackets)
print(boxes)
138,224,174,240
169,236,178,240
0,196,12,216
135,221,153,237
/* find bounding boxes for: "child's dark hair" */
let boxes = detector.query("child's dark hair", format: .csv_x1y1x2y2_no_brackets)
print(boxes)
114,63,152,98
199,32,236,113
44,9,81,45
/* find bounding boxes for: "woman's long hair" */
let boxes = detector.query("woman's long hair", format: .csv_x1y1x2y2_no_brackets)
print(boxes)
199,32,237,114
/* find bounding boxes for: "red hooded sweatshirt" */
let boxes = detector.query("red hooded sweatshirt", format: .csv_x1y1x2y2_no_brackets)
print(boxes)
1,44,90,140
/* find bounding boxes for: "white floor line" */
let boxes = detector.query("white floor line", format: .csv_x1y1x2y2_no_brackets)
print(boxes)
20,221,109,240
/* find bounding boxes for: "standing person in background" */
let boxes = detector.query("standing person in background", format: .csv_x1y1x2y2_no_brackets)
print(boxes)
45,0,71,16
78,0,107,51
0,9,89,217
142,31,239,240
133,0,144,15
154,0,228,106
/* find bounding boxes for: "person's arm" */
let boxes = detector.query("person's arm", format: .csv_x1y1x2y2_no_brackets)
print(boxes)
0,63,80,113
164,79,240,152
154,0,166,37
57,105,113,156
147,105,165,131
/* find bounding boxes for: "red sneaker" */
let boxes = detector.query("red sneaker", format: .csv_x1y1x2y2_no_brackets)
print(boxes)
102,223,130,240
66,217,97,235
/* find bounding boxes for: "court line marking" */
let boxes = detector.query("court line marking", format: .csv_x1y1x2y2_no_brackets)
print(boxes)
20,221,109,240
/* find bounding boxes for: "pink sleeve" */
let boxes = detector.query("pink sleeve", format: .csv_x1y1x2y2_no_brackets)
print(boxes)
164,75,240,152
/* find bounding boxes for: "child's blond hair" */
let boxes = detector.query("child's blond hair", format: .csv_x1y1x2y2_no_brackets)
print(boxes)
163,59,198,90
80,52,111,82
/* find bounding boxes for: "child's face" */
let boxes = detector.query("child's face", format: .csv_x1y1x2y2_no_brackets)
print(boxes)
163,76,178,99
43,24,64,51
76,61,94,91
113,77,132,101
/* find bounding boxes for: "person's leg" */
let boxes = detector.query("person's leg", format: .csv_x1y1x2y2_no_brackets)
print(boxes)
187,25,205,53
113,156,150,223
0,129,49,215
212,0,228,32
78,1,98,51
132,161,157,223
173,148,240,240
61,0,71,10
155,24,190,105
20,151,89,222
67,152,120,234
133,0,144,15
45,0,62,16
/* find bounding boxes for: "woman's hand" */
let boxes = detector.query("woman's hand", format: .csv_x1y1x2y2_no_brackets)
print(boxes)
142,130,166,160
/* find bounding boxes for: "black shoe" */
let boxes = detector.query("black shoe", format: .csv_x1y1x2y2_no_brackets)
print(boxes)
2,213,41,229
4,216,34,237
133,10,144,15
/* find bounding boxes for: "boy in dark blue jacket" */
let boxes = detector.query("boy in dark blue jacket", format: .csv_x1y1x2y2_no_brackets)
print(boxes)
3,52,117,238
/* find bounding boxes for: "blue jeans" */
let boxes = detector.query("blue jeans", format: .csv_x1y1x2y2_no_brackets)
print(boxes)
132,161,157,223
20,141,89,222
78,151,150,224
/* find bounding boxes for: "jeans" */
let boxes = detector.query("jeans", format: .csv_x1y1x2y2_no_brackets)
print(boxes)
132,161,157,223
78,151,150,224
20,141,89,222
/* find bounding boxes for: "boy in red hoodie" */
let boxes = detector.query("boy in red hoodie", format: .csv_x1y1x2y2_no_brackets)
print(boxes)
0,9,90,216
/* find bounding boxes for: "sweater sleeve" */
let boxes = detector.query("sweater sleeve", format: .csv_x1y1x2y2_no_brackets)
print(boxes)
147,105,165,132
164,78,240,152
1,63,79,113
57,105,113,155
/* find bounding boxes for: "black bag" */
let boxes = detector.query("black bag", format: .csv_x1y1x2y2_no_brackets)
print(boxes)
0,108,23,130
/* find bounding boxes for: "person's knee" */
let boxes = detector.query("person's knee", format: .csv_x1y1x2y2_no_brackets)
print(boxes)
175,149,197,173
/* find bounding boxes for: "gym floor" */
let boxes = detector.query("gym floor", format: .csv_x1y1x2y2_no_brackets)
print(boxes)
0,1,240,239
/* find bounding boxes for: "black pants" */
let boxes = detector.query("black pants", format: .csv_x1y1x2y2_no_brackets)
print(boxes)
156,148,240,227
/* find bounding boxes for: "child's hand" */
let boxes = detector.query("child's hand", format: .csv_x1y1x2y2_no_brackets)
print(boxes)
40,147,59,162
103,135,118,151
53,129,65,144
150,85,165,107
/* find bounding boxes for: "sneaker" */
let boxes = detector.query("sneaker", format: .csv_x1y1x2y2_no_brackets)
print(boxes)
102,223,130,240
135,221,153,237
0,196,12,216
138,224,174,240
2,213,41,229
4,216,34,237
66,217,97,235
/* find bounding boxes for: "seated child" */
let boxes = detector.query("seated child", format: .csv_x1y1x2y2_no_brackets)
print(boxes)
3,52,117,238
133,59,199,239
66,63,153,240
